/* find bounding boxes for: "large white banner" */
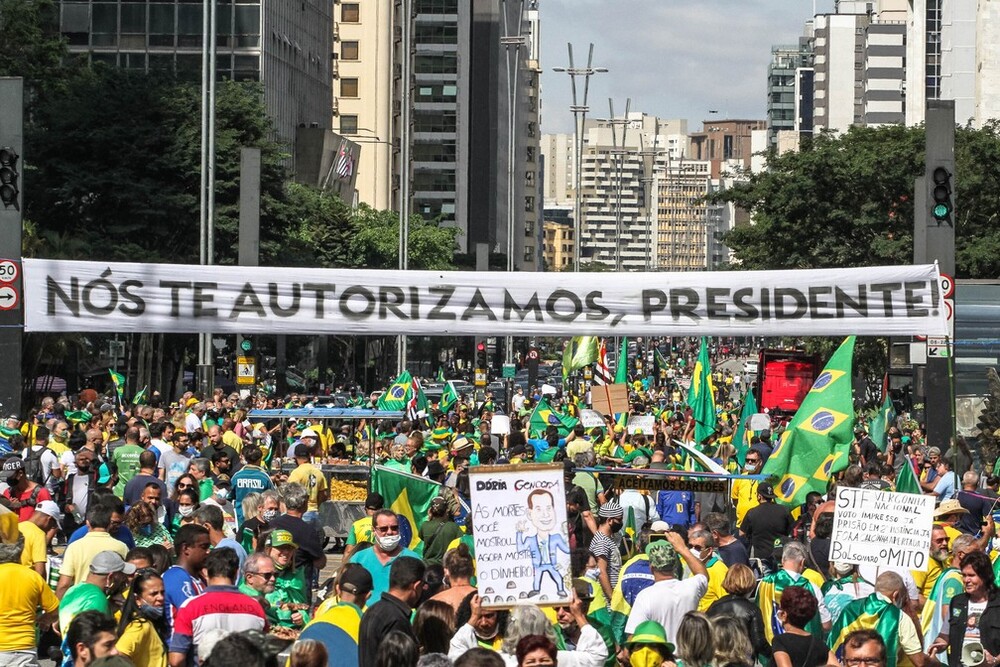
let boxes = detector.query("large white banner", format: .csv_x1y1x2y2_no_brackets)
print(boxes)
22,259,948,337
830,487,935,571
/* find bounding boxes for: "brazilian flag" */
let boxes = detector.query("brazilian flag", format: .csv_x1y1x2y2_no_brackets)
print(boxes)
562,336,599,378
440,381,460,413
109,368,125,404
868,394,895,453
370,465,440,552
732,390,758,467
377,370,420,413
527,397,579,438
895,458,922,494
762,336,856,507
688,337,717,444
827,593,902,667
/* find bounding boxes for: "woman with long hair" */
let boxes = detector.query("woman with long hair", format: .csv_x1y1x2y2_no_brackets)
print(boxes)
116,570,169,667
171,473,199,502
376,630,419,667
674,612,715,667
414,600,457,655
710,615,753,667
125,501,173,549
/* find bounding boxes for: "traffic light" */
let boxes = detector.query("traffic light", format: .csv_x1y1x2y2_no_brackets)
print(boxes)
930,166,953,225
475,338,488,370
0,147,19,210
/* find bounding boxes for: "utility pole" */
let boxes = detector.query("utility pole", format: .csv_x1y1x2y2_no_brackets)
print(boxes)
638,119,667,271
553,44,607,272
396,0,412,374
197,0,218,396
0,78,23,416
914,100,956,454
606,98,631,271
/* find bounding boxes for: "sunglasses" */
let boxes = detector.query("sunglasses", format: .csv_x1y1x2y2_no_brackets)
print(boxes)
250,571,277,580
374,525,400,534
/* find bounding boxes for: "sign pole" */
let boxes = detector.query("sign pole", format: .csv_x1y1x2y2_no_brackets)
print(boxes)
0,78,23,416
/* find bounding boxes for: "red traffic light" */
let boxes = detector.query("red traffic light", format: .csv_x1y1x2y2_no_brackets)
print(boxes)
477,342,486,352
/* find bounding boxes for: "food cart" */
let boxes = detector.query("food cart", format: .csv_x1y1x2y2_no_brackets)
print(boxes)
248,407,405,542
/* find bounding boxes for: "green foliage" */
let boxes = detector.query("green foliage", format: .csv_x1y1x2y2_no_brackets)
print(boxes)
0,0,67,93
278,181,354,267
350,204,458,270
713,123,1000,280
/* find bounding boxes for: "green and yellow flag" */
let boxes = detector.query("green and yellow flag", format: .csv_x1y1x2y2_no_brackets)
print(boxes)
868,394,895,453
64,410,92,424
895,458,922,494
109,369,125,405
756,568,823,646
762,336,856,507
732,390,758,467
827,593,902,667
563,336,599,378
377,370,428,419
370,465,440,552
132,386,148,406
440,380,459,413
435,367,446,383
614,337,629,385
528,396,579,438
688,338,717,444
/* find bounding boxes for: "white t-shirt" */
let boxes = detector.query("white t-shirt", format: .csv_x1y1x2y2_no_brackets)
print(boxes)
858,563,920,603
61,450,77,476
185,413,203,434
625,574,708,640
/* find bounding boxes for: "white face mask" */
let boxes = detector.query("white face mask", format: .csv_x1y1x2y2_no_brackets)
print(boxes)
690,548,703,561
585,567,601,580
178,505,194,517
377,534,402,552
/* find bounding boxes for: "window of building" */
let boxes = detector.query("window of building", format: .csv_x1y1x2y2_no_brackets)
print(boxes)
341,41,360,60
414,54,458,75
340,115,359,134
340,77,359,97
341,3,360,22
524,196,534,212
61,2,91,45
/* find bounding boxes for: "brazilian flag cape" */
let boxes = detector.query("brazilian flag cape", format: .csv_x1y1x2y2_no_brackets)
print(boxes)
756,569,823,646
828,593,902,667
920,567,963,651
609,553,654,645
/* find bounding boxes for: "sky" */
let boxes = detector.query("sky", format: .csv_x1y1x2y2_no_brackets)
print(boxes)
538,0,836,134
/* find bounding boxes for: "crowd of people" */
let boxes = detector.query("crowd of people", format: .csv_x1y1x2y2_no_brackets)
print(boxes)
0,366,996,667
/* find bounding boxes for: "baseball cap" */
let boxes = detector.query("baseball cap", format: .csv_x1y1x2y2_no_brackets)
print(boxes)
293,443,312,458
35,500,64,528
0,457,23,480
300,428,320,439
649,520,672,534
97,462,113,484
645,541,678,570
598,499,623,519
757,482,777,500
269,529,298,550
338,564,374,596
90,551,138,575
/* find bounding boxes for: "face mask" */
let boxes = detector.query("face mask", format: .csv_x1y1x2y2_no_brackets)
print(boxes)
262,509,278,523
611,521,623,534
178,505,194,517
140,603,164,620
377,534,402,552
585,567,601,580
690,548,703,561
216,489,229,500
630,646,665,667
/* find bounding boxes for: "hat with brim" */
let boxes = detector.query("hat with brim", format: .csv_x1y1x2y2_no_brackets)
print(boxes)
757,482,777,500
627,620,674,652
934,499,969,518
35,500,64,528
90,550,137,575
270,529,298,550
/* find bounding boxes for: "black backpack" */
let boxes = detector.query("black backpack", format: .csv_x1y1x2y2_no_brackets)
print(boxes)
23,445,49,485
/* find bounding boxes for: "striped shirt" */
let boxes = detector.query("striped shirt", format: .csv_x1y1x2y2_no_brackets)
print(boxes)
589,531,622,589
168,585,268,664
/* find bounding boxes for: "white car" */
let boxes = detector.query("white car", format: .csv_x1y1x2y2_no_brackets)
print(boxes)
743,360,759,375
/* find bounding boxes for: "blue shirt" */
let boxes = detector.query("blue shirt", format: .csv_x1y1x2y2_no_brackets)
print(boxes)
68,524,136,549
349,546,420,602
216,537,249,571
162,565,206,630
230,465,274,523
655,490,697,528
933,471,957,501
528,437,566,455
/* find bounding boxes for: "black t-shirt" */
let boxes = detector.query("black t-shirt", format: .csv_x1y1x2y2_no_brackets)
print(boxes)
268,513,324,570
771,632,828,667
957,490,989,535
741,502,793,558
858,437,880,463
718,539,750,568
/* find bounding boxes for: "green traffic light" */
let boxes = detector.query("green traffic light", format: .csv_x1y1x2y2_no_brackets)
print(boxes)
932,203,950,220
240,338,252,352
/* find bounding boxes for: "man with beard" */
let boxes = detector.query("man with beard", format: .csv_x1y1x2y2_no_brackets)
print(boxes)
590,499,625,602
914,525,955,603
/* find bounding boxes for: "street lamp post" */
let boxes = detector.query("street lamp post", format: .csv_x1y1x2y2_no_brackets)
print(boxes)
197,0,218,394
397,0,412,374
638,119,667,271
501,0,527,367
605,98,631,272
553,44,607,272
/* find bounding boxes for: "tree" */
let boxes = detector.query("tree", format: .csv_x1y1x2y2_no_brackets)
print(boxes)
0,0,67,94
712,123,1000,279
350,204,458,270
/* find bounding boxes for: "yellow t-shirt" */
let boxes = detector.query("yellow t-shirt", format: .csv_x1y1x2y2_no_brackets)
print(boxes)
222,430,244,451
288,463,328,513
802,567,826,593
61,531,129,585
47,439,70,457
346,516,373,546
731,479,760,527
698,557,730,612
117,618,168,667
18,521,48,568
0,562,59,651
913,556,945,599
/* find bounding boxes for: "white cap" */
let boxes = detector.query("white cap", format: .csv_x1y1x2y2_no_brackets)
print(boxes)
650,520,672,533
35,500,63,528
300,428,320,439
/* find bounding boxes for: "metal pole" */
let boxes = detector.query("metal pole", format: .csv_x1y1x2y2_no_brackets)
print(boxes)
501,0,525,366
196,0,216,394
397,0,411,374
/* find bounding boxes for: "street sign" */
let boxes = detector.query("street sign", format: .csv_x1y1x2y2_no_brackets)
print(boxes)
927,337,951,358
526,349,539,361
474,369,487,387
0,284,18,310
502,363,515,379
236,355,257,385
0,259,18,284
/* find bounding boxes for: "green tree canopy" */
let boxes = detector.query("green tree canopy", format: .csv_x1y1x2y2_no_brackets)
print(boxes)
712,122,1000,279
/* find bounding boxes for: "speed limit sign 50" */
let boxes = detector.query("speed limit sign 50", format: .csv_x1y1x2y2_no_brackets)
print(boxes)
0,259,18,284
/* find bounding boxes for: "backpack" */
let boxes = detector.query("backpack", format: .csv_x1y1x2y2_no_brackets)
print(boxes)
23,445,49,485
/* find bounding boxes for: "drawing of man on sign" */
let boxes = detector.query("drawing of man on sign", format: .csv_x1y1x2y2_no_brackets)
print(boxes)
516,489,569,598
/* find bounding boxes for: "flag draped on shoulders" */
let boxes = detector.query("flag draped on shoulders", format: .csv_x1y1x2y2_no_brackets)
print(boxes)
688,338,717,444
763,336,856,506
370,465,440,552
920,567,963,651
608,554,654,645
528,397,579,438
563,336,599,378
827,593,902,667
756,569,822,646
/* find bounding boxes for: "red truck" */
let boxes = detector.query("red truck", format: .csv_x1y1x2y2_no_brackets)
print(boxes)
754,349,822,416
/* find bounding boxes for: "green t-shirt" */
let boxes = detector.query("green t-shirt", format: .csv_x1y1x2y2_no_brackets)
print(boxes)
59,582,110,632
112,444,145,496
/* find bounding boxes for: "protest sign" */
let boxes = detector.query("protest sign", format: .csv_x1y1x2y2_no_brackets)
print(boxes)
627,415,655,435
24,259,947,337
469,464,571,608
749,413,771,431
591,383,629,416
491,414,510,435
612,475,728,493
580,409,604,429
830,487,934,571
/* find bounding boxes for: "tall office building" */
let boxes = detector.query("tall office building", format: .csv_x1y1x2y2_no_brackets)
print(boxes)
54,1,332,156
813,7,870,133
766,29,815,148
650,159,711,271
